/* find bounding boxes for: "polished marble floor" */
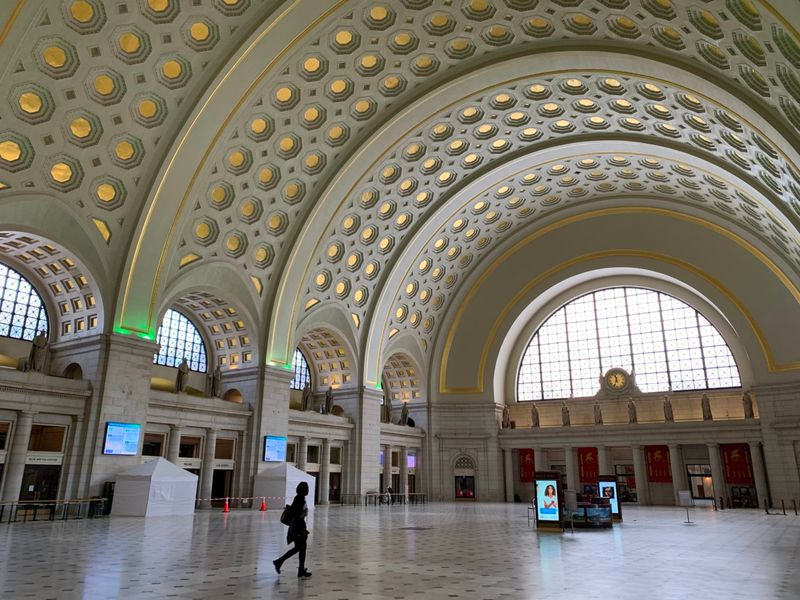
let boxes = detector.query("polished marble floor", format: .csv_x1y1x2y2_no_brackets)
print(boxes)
0,502,798,599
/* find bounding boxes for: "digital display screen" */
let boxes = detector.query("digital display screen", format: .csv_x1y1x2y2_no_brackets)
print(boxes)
599,480,620,516
103,422,141,456
264,435,287,462
407,454,416,469
536,479,560,522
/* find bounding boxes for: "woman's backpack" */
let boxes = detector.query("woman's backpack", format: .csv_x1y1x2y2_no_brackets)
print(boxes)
280,504,293,526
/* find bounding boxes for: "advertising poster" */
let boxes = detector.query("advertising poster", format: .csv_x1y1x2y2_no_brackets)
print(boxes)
598,480,620,516
645,445,672,483
536,479,560,522
103,422,141,455
519,448,535,483
264,435,287,461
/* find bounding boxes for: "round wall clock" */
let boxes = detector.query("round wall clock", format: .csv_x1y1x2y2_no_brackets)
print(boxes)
604,368,630,393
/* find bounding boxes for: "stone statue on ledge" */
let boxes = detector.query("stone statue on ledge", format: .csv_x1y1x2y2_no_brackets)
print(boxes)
701,393,713,421
627,397,637,424
663,395,674,422
561,401,570,427
301,383,313,411
530,403,539,428
501,405,511,429
324,386,333,415
209,366,222,398
400,402,409,426
593,400,603,426
382,390,392,423
742,390,755,419
25,331,49,373
176,358,189,393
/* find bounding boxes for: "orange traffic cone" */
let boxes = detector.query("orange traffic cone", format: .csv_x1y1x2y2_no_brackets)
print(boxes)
223,497,230,513
260,498,267,511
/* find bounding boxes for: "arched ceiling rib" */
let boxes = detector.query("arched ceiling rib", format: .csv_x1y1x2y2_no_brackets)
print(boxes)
299,71,800,342
0,0,278,264
105,0,800,340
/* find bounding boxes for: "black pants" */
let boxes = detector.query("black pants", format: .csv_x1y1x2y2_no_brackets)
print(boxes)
277,536,306,573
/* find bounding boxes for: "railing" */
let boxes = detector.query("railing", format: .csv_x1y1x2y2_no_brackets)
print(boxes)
341,492,428,506
0,498,107,524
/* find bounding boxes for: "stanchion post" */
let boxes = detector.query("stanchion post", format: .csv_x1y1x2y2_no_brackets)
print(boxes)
781,499,786,515
764,498,769,514
713,497,717,511
793,499,797,516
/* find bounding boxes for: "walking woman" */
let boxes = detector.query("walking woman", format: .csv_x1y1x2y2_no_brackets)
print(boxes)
273,482,312,578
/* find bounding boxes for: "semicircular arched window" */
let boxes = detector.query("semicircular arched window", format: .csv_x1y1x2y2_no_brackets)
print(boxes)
517,287,741,401
290,347,312,390
0,262,49,341
154,309,208,372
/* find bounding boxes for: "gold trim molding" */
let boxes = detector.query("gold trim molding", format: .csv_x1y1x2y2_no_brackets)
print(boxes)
439,209,800,394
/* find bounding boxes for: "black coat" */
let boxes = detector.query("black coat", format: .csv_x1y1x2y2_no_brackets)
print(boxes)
286,493,307,544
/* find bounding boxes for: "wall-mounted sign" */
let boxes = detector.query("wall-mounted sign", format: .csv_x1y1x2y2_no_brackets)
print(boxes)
103,422,141,456
25,452,63,465
264,435,287,462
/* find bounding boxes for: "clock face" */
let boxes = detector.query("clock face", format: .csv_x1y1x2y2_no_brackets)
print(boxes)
605,369,628,391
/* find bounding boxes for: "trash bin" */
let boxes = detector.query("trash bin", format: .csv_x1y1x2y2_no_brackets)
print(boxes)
103,481,115,515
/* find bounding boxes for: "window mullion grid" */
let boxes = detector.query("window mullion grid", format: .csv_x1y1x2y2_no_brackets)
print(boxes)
537,336,544,401
696,312,709,389
564,307,574,398
624,288,635,378
592,292,603,377
657,293,673,390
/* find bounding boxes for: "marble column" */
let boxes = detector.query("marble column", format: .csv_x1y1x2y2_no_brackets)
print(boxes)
200,428,218,508
597,445,610,476
631,444,650,505
382,444,391,492
319,438,331,505
565,446,579,492
1,411,34,502
503,449,514,502
749,442,769,508
333,387,382,494
399,446,409,500
534,447,547,471
707,443,726,506
167,425,183,464
297,436,308,472
62,415,84,499
668,443,688,504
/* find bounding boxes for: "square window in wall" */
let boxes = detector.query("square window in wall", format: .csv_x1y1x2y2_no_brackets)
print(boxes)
330,447,341,465
142,433,165,457
286,443,296,463
215,438,235,460
0,421,9,449
391,451,399,467
307,445,320,464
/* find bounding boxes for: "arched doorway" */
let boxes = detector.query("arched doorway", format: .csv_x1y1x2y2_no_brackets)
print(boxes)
454,455,476,501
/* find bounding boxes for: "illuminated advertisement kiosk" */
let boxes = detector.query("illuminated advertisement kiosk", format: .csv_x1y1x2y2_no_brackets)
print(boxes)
534,471,564,531
598,475,623,522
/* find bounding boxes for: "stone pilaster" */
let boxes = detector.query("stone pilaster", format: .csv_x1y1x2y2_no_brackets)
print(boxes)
200,428,218,508
1,411,34,502
534,447,547,471
597,445,610,476
399,446,409,500
631,444,650,505
167,425,183,464
749,441,770,508
335,386,382,494
503,448,514,502
565,446,578,492
707,443,726,505
319,438,330,505
668,443,688,504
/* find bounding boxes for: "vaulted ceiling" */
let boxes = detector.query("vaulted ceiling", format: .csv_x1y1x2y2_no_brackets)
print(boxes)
1,0,798,384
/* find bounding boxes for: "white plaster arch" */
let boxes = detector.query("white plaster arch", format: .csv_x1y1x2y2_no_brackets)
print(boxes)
294,302,359,390
362,134,800,388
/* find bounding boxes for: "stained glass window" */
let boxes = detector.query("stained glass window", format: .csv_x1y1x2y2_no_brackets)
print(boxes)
290,347,312,390
154,309,207,372
0,262,48,341
517,287,740,401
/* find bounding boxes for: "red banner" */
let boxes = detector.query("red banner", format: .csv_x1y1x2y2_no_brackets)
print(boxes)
578,447,598,483
721,444,754,485
519,448,535,483
646,445,672,483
